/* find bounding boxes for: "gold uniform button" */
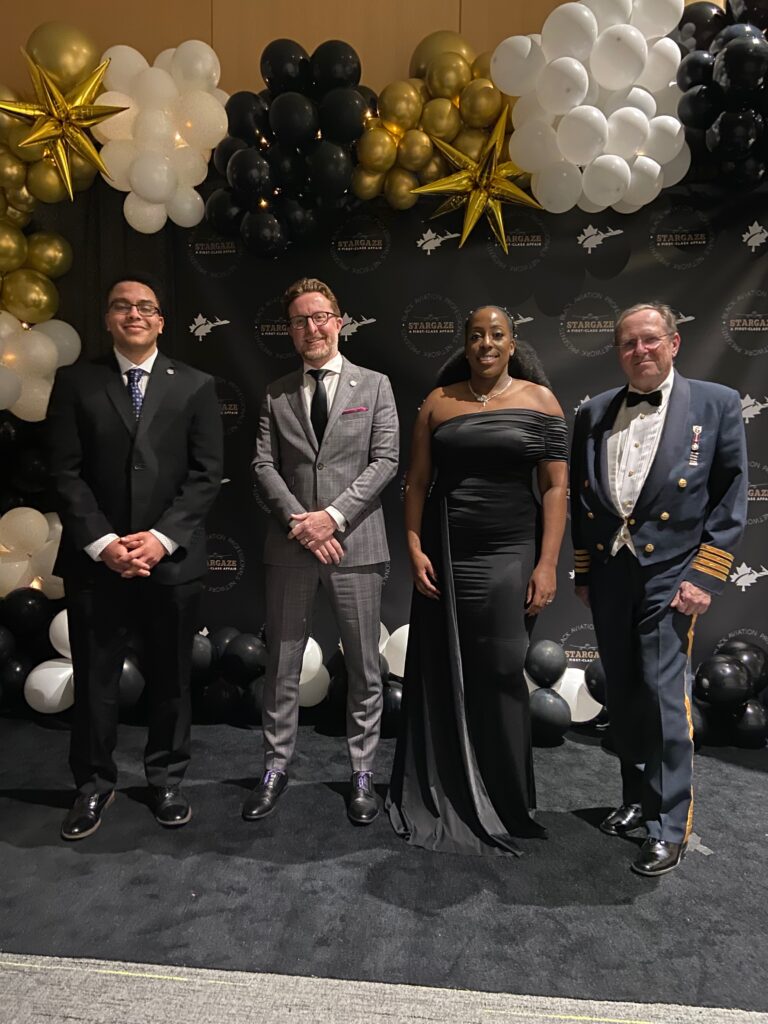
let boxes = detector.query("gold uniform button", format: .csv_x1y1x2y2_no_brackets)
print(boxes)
660,511,670,521
587,511,595,519
629,518,636,526
644,543,655,553
678,478,687,488
596,543,605,551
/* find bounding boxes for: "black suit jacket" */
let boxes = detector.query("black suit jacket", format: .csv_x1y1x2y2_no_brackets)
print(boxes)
47,351,223,585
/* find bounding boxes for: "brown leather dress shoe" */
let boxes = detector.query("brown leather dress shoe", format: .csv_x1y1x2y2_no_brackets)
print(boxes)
631,838,687,876
348,771,378,825
599,803,644,837
242,770,288,820
152,786,192,827
61,791,115,841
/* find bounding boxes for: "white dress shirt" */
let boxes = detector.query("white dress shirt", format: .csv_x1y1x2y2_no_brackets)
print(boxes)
302,352,346,532
85,347,178,561
607,368,675,557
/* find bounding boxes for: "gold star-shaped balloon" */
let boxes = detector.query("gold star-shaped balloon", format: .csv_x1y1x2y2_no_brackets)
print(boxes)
411,107,540,253
0,51,127,200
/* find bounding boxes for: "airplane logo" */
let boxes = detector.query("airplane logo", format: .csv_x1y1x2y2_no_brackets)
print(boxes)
340,314,376,338
189,314,230,339
416,228,461,254
577,225,623,253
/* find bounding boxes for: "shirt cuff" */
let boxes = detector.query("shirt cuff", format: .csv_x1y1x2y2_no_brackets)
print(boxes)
326,505,346,532
86,534,119,561
150,529,179,555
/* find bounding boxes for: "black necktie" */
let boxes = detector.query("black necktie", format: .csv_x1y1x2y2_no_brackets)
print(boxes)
126,367,146,418
626,388,662,408
308,369,330,445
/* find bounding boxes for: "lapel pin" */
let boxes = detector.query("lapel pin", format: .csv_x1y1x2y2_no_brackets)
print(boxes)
689,425,702,466
167,367,175,375
349,379,358,386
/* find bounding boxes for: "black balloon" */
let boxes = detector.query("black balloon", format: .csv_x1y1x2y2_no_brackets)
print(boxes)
266,143,307,195
281,198,318,240
379,651,390,682
213,135,248,177
721,154,767,186
717,639,768,694
241,209,288,256
690,699,709,750
530,687,571,745
119,655,146,713
201,678,242,722
268,92,319,148
12,449,49,493
706,109,763,157
205,188,246,237
0,414,22,457
1,588,52,637
710,23,765,54
525,639,567,688
0,490,26,515
584,659,607,705
673,2,730,53
712,35,768,96
0,624,15,666
191,632,214,687
225,91,271,145
320,87,368,144
356,84,378,117
381,679,403,736
226,148,274,203
241,676,264,723
260,38,311,95
728,0,768,28
677,50,717,91
694,654,752,704
0,654,35,703
305,140,353,198
730,698,768,747
211,626,241,661
310,40,362,95
219,632,267,685
678,83,726,128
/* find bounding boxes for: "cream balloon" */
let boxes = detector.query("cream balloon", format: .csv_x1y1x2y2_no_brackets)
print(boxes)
582,153,631,205
653,80,683,118
625,154,663,205
32,319,81,367
0,365,22,409
24,658,74,714
0,506,49,555
582,0,633,31
0,552,31,597
556,105,608,165
0,328,58,379
132,67,179,109
639,115,685,164
490,35,545,96
508,120,561,171
589,25,648,90
0,310,21,341
100,139,138,191
175,90,228,149
536,57,589,114
602,86,656,118
129,152,177,203
511,91,555,129
612,198,642,213
28,539,59,593
41,574,65,600
379,622,390,653
9,376,52,422
532,160,583,212
167,186,205,227
541,3,599,62
44,511,62,543
605,106,650,159
170,40,221,93
635,38,681,93
662,141,691,186
631,0,685,39
102,45,149,93
170,147,208,186
577,192,608,211
49,609,72,658
123,192,168,234
132,108,177,154
154,48,176,72
90,91,136,144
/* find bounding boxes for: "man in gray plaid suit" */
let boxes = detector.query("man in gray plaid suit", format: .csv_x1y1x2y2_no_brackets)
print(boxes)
245,277,399,825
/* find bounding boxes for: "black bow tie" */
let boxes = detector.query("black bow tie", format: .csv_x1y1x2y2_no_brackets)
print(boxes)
626,389,662,408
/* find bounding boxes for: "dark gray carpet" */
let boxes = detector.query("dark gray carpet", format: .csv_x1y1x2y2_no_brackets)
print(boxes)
0,712,766,1012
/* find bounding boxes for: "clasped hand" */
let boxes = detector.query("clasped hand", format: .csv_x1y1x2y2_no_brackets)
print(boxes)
289,510,343,565
101,533,167,578
670,580,711,616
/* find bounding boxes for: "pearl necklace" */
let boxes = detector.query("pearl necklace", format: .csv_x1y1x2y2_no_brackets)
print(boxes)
467,377,513,405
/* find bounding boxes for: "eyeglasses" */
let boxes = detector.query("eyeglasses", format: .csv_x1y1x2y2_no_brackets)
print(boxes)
109,299,161,317
615,333,671,354
287,310,339,331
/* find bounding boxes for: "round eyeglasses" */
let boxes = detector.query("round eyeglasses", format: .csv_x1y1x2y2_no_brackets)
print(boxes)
287,310,339,331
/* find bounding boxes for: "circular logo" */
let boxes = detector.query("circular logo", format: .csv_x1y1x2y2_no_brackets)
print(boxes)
330,211,391,274
559,292,619,358
401,293,462,359
254,296,294,360
215,377,246,436
716,627,768,651
486,211,550,273
649,205,714,271
747,459,768,526
559,622,599,669
186,220,245,279
206,533,246,593
721,290,768,357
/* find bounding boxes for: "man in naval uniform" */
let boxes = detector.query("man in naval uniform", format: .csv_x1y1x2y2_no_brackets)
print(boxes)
570,302,747,876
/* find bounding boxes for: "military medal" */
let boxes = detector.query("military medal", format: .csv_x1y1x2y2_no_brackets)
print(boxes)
689,425,702,466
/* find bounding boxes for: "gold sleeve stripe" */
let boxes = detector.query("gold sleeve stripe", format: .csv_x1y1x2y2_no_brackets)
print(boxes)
698,544,734,566
690,562,729,581
693,554,731,570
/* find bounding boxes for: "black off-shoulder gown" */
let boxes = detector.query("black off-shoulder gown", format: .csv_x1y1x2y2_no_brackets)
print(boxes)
387,409,569,855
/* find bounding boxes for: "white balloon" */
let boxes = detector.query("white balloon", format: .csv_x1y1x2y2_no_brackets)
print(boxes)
528,33,542,46
554,667,603,723
44,512,62,543
557,105,608,165
90,91,136,144
379,622,390,653
605,106,650,158
102,45,149,93
662,141,691,186
533,160,583,212
0,552,30,597
300,637,323,682
100,139,138,191
0,328,58,379
212,88,230,104
298,663,330,707
133,107,177,154
583,74,601,106
0,365,22,410
491,35,546,96
170,40,221,92
175,90,228,149
511,91,555,129
590,25,648,90
24,658,74,714
542,3,599,62
577,192,608,211
635,37,681,92
612,197,643,212
601,85,656,117
631,0,685,40
639,114,685,164
154,48,176,72
0,507,49,555
0,311,21,341
49,610,71,658
28,538,58,584
383,624,409,679
582,153,631,204
123,192,168,234
625,154,663,204
41,575,65,600
509,119,561,171
536,57,589,114
9,377,52,422
170,146,208,186
131,67,179,109
167,186,205,227
129,152,178,203
32,320,81,367
653,80,683,117
583,0,633,31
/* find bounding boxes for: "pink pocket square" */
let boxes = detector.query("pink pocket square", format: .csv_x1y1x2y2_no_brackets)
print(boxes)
342,406,368,414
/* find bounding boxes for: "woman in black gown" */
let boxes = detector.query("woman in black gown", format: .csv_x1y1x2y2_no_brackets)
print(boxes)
386,306,568,856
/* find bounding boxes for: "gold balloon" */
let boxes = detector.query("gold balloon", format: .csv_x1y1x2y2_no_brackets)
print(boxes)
406,78,431,105
0,221,28,273
1,268,59,323
378,81,423,135
24,232,73,279
7,125,46,164
0,85,20,141
26,21,100,93
356,126,398,173
397,129,434,171
364,116,383,132
425,53,472,101
70,149,98,191
418,153,449,185
0,150,27,189
384,167,419,210
26,160,69,204
420,98,461,143
351,166,386,201
460,79,503,129
409,31,476,79
472,52,492,80
452,128,489,161
5,183,36,213
3,206,32,228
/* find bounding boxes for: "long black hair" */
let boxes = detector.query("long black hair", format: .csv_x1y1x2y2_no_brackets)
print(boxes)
435,306,551,389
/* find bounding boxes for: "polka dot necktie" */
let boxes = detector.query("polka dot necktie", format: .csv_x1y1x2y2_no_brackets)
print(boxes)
308,368,330,445
126,367,146,419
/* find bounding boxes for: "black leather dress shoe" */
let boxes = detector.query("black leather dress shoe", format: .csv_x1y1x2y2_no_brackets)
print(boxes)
631,838,687,877
242,770,287,820
599,803,644,837
348,771,378,825
152,786,192,827
61,791,115,841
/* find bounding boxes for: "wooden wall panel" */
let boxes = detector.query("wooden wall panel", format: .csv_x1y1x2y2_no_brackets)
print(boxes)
461,0,564,57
